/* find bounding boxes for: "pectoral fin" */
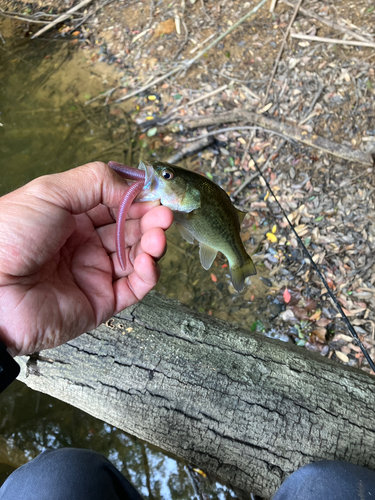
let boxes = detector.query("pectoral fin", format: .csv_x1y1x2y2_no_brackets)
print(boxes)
199,243,217,270
176,223,195,244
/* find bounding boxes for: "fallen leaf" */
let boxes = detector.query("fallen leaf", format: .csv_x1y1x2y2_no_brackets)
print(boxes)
309,309,322,321
256,102,273,114
283,289,291,304
210,273,217,283
335,351,349,363
316,318,332,327
280,309,296,321
153,19,176,37
312,327,326,341
266,232,277,243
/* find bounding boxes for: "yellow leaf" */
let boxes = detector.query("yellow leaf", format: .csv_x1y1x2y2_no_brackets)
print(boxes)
146,116,154,120
272,224,277,234
264,191,269,201
148,95,157,101
266,232,277,243
193,468,207,478
309,309,321,321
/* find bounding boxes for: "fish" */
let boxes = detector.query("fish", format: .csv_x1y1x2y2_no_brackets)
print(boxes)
108,160,256,292
141,160,257,291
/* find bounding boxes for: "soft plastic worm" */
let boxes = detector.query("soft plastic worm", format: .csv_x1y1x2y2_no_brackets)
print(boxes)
108,161,146,270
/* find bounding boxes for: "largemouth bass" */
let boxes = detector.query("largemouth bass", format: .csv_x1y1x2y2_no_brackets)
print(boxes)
137,160,256,292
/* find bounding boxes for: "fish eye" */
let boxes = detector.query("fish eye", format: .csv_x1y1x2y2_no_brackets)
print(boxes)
162,168,174,180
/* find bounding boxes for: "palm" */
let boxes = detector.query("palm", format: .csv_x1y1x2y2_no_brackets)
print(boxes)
0,163,173,356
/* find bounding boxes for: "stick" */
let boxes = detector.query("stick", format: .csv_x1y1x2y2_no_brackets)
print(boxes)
31,0,93,39
176,84,227,110
0,7,50,23
281,0,374,43
166,136,213,163
290,33,375,49
263,0,303,104
300,84,324,122
175,109,374,166
232,139,287,197
178,125,292,143
269,0,278,13
116,0,268,103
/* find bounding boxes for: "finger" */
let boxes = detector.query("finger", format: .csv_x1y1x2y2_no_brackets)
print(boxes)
139,205,174,234
23,162,131,215
110,227,167,280
113,253,161,311
96,205,173,253
86,204,115,228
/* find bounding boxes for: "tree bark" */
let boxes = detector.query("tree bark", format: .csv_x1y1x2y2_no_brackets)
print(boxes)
17,292,375,498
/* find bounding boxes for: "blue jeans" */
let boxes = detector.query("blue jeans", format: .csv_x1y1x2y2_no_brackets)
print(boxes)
0,448,142,500
1,448,375,499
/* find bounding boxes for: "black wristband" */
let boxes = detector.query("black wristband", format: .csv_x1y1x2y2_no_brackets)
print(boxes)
0,341,20,393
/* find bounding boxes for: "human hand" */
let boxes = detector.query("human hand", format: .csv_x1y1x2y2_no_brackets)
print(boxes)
0,162,173,356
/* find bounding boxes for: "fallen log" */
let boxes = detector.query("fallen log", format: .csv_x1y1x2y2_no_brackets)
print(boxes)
169,109,374,167
17,292,375,498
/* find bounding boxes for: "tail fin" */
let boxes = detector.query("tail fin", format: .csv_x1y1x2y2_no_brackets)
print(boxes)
230,257,257,292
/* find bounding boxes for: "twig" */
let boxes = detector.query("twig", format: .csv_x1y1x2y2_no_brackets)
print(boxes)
263,0,303,104
166,136,214,163
270,0,278,12
178,126,293,143
300,83,324,121
31,0,94,39
176,84,227,110
174,0,189,59
232,139,286,198
190,32,215,54
173,109,374,166
146,0,155,29
85,86,119,105
0,8,50,23
115,0,269,103
332,171,370,192
290,33,375,49
200,0,210,20
71,0,115,31
281,0,374,43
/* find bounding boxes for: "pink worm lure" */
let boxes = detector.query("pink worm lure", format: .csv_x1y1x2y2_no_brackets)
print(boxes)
108,161,146,271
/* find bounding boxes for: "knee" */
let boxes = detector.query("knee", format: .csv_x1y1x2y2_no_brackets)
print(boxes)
0,448,123,500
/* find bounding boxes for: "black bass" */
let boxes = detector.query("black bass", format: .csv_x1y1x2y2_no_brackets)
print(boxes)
137,160,256,292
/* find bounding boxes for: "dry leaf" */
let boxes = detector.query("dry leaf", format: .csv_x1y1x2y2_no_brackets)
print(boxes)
336,351,349,363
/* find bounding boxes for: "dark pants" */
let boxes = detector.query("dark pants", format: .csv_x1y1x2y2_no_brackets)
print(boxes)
1,448,375,500
273,460,375,500
0,448,143,500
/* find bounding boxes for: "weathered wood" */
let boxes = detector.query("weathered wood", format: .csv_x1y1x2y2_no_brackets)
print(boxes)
17,292,375,498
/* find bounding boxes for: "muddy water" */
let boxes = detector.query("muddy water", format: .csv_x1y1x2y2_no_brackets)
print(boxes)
0,19,279,498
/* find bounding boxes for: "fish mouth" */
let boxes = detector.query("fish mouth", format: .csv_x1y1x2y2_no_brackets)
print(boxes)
138,160,155,189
